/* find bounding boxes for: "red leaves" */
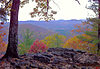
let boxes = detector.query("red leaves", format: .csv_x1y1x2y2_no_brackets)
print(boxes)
29,39,48,53
0,22,4,30
0,22,4,25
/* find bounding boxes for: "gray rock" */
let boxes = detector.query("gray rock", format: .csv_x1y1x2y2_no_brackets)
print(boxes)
33,53,50,63
30,64,38,68
41,52,53,58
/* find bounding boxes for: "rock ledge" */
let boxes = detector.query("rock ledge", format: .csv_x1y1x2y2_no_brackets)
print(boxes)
0,48,100,69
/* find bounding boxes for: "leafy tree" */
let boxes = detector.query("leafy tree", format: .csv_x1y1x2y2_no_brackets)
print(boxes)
0,0,56,59
72,21,98,44
42,34,66,48
87,0,100,52
71,19,100,54
63,36,97,54
72,0,100,54
0,0,12,21
2,0,20,58
1,0,96,58
18,29,35,55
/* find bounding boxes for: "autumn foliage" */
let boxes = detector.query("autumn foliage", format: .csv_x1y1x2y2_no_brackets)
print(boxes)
42,34,66,48
63,36,97,54
69,21,99,54
71,22,92,34
29,39,48,53
0,22,7,54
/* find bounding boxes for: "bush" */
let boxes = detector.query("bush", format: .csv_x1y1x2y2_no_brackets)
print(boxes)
18,29,35,54
42,34,66,48
63,36,97,54
29,39,48,53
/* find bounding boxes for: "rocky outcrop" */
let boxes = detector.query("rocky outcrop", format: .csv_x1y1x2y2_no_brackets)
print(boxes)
0,48,100,69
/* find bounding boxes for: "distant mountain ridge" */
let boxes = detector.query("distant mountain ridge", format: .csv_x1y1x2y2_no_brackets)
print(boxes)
4,19,85,42
19,19,85,24
18,19,85,36
18,24,56,40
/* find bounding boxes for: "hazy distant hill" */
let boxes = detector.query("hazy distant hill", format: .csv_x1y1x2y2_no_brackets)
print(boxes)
3,19,85,42
18,24,56,40
3,23,56,43
18,19,85,36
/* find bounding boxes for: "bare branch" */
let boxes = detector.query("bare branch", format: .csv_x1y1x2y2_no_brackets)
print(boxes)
52,0,60,10
47,0,49,13
6,0,12,5
75,0,80,5
5,0,12,8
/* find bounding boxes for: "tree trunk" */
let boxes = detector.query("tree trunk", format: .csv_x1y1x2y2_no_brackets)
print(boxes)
98,24,100,51
97,0,100,53
2,0,20,58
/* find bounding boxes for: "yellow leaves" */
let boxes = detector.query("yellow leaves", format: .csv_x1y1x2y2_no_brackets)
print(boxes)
42,34,66,48
1,0,5,4
0,42,7,53
0,24,7,53
82,34,88,37
63,36,95,52
8,3,12,8
81,34,92,40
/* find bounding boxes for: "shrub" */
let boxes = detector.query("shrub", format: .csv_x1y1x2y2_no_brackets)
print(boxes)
18,29,35,54
42,34,66,48
63,36,97,54
29,39,48,53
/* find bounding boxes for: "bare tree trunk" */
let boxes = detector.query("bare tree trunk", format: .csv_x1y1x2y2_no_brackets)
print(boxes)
2,0,20,58
98,24,100,52
97,0,100,53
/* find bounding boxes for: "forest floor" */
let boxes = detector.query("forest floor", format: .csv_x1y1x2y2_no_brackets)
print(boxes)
0,48,100,69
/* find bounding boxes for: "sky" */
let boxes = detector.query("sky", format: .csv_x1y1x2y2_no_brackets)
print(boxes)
18,0,94,21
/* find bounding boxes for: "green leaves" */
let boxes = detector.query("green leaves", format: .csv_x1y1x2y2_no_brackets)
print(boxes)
18,29,35,55
92,39,100,44
42,34,66,48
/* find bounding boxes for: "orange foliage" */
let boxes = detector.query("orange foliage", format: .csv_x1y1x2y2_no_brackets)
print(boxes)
81,34,92,40
71,22,92,33
63,36,96,53
0,22,7,53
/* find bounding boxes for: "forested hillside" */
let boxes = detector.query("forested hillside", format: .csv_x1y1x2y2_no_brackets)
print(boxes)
0,0,100,69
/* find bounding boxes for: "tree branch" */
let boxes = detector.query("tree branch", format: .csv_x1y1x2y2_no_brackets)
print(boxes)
6,0,12,5
47,0,49,13
75,0,80,5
